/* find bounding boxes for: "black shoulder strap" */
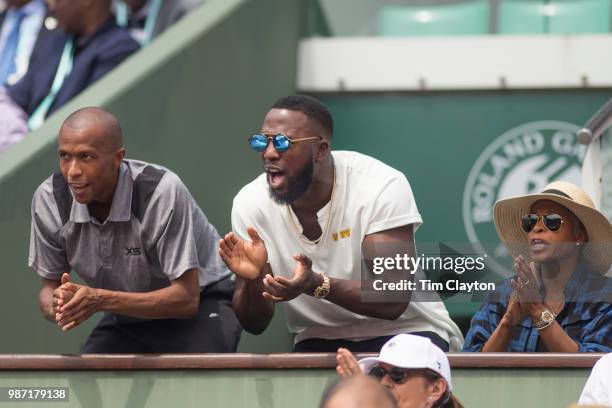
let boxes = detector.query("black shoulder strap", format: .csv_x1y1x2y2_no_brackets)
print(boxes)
52,172,72,226
131,165,165,222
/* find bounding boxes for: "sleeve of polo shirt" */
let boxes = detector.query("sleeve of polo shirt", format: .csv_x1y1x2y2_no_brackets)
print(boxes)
28,184,69,280
149,173,201,281
365,172,422,236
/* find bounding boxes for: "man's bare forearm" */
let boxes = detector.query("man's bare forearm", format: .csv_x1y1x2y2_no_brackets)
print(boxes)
39,278,60,322
324,278,409,320
57,269,201,325
97,269,200,319
39,286,57,322
232,265,274,334
97,286,198,319
321,224,412,320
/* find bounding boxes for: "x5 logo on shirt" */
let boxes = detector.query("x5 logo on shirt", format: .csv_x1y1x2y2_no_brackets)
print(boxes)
125,247,141,256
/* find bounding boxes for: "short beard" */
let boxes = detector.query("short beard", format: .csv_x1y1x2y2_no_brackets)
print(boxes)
268,159,314,205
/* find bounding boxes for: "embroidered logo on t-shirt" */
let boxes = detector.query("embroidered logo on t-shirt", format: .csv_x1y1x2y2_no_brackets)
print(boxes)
125,247,142,256
332,228,351,241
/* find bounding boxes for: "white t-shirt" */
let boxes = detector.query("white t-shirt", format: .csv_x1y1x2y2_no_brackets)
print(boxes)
579,353,612,406
232,151,464,351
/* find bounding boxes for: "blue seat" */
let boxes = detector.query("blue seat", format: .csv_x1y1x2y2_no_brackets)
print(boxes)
548,0,611,34
378,1,490,37
498,0,547,34
498,0,611,35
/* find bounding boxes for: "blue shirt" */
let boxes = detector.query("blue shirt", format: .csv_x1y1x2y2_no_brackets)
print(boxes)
7,16,139,117
463,264,612,352
0,0,46,85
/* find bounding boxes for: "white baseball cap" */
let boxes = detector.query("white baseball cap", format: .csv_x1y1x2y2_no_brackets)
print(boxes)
358,334,453,391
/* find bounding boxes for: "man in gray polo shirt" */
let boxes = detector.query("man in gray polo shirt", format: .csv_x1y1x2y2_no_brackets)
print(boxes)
29,106,241,353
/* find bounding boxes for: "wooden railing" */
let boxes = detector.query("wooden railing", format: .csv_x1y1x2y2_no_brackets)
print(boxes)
0,353,603,370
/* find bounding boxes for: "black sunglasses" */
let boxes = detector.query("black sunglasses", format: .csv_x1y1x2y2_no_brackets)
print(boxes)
368,366,417,384
521,213,565,233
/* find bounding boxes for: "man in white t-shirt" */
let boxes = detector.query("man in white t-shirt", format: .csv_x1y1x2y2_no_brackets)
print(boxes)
579,353,612,406
219,95,463,352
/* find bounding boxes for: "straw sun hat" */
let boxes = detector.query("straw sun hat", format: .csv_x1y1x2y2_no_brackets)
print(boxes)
493,181,612,274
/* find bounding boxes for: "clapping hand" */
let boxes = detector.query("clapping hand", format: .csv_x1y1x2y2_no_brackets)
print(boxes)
336,348,363,377
54,273,102,331
511,255,545,320
262,253,322,302
219,227,268,280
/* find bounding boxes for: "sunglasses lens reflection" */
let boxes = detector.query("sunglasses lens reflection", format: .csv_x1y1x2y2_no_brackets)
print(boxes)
521,214,538,233
249,134,268,152
273,135,290,153
544,214,563,231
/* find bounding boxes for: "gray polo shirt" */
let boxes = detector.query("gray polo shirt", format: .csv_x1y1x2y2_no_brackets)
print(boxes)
29,159,230,292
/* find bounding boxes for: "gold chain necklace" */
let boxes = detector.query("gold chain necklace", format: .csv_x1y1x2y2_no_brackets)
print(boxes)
287,164,336,245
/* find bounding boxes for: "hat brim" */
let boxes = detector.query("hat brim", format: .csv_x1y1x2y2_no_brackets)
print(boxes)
358,356,438,373
358,357,384,374
493,193,612,274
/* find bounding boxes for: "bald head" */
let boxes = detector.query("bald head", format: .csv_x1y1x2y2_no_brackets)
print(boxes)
321,376,397,408
57,107,126,208
60,107,123,151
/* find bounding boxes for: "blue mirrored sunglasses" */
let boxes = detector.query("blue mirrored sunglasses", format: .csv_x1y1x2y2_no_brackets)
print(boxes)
248,133,321,153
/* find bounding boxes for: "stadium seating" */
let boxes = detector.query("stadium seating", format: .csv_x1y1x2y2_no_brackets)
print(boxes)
499,0,611,35
377,1,490,37
498,0,547,34
548,0,610,34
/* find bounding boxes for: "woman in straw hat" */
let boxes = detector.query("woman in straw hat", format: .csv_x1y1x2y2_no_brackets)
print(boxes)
463,181,612,352
335,334,464,408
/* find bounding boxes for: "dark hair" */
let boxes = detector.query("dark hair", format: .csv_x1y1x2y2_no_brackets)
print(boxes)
419,369,464,408
271,94,334,139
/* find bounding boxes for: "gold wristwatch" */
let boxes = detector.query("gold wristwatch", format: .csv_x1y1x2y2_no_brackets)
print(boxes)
313,273,331,299
534,309,556,331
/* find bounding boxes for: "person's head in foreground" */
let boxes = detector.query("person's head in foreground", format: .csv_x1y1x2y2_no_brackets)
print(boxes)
320,375,397,408
494,180,612,278
248,94,333,205
359,334,462,408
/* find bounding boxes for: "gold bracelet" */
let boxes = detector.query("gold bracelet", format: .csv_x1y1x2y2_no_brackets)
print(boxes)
534,309,556,331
